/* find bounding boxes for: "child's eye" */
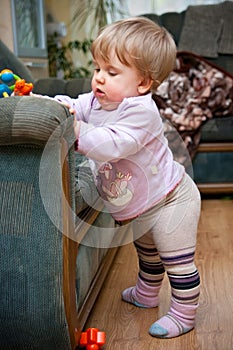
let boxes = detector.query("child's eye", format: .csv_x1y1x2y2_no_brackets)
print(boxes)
109,71,117,76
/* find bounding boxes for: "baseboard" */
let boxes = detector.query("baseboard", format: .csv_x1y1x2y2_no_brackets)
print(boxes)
197,182,233,194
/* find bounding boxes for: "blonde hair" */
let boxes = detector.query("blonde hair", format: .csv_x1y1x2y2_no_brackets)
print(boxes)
91,17,177,91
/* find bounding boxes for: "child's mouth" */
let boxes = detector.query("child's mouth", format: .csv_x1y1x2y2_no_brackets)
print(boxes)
96,88,105,96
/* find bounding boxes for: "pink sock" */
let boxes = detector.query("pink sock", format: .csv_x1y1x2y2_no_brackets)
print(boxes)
149,298,198,338
122,277,160,308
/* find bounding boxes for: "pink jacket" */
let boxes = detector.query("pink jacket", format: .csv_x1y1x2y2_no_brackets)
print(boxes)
55,92,185,221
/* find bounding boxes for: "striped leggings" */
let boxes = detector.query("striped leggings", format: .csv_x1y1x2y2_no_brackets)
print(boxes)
132,173,201,305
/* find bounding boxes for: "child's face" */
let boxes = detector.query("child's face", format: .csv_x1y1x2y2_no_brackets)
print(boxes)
91,52,143,110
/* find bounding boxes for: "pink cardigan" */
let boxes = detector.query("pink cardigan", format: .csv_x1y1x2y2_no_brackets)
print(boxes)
55,92,185,221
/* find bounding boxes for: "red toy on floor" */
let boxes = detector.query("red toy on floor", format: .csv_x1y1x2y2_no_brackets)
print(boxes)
79,328,106,349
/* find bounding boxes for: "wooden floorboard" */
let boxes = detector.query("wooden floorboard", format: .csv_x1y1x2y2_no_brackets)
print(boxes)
84,199,233,350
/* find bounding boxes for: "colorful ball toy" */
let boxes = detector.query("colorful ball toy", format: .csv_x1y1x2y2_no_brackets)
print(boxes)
0,69,33,97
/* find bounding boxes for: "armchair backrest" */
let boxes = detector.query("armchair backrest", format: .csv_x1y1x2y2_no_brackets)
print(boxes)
0,96,79,349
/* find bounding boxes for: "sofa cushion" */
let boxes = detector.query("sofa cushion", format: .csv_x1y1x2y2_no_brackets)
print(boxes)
178,2,233,58
178,3,221,58
193,151,233,183
160,11,185,45
65,79,91,98
141,13,162,26
200,116,233,142
33,78,91,97
32,78,67,96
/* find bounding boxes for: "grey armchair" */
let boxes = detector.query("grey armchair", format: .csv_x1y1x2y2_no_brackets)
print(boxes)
0,96,120,349
0,95,80,349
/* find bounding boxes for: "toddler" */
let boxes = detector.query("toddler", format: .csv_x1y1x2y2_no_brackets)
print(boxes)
54,17,201,339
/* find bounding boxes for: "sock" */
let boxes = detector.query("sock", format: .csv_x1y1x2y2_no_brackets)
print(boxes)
121,277,161,308
149,298,198,338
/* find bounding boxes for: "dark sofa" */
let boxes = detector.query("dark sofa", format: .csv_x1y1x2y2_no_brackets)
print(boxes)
143,1,233,194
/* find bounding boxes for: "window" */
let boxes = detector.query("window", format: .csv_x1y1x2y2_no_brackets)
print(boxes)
11,0,47,57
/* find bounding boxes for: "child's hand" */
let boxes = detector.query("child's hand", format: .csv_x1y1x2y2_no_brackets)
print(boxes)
73,118,80,141
30,92,43,97
30,92,53,100
68,106,75,115
55,99,75,115
29,93,75,115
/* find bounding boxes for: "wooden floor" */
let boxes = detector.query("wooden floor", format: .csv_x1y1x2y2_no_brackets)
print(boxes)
84,199,233,350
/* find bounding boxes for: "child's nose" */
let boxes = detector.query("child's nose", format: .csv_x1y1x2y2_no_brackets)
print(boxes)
95,71,105,83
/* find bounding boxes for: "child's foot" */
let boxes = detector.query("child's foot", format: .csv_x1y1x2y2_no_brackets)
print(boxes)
148,299,198,338
149,314,193,338
122,286,159,308
121,277,161,308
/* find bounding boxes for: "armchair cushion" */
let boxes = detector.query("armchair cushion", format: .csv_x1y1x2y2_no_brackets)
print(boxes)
0,96,71,146
0,95,113,349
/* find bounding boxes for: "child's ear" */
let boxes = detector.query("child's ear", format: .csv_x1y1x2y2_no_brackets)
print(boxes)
137,77,153,94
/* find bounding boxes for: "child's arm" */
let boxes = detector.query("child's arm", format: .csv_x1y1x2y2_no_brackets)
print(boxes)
76,101,158,162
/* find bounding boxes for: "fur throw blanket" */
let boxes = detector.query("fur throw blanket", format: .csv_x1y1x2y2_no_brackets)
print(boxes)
153,51,233,167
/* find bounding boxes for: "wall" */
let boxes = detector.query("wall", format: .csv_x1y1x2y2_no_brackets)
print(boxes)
45,0,72,42
45,0,89,73
0,0,14,51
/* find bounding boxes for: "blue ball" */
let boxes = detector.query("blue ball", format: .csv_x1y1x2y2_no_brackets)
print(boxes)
1,71,14,83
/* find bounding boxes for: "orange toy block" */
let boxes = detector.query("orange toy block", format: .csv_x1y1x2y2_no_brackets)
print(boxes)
80,328,106,349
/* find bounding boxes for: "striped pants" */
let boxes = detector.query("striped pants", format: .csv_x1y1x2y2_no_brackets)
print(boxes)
132,173,201,306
